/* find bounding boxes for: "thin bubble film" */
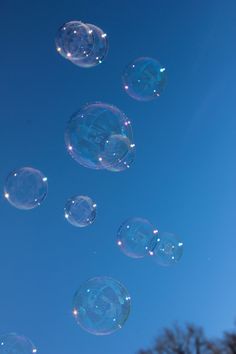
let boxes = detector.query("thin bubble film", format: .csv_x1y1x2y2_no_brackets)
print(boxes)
150,232,184,266
122,57,167,101
72,276,131,335
4,167,48,210
64,195,97,227
65,102,134,170
117,217,158,258
0,333,37,354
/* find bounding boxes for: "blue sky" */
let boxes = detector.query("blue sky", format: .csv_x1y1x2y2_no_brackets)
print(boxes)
0,0,235,353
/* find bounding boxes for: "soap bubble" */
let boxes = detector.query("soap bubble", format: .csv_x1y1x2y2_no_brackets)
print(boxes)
65,102,134,170
101,134,135,172
0,333,37,354
72,276,131,335
149,232,184,266
122,57,167,101
117,217,158,258
55,21,93,60
64,195,97,227
71,24,108,68
55,21,108,67
4,167,48,210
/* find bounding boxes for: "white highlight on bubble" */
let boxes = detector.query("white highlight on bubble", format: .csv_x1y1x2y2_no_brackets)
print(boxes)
73,309,78,316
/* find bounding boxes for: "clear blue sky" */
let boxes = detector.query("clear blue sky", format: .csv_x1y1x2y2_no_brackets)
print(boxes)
0,0,235,353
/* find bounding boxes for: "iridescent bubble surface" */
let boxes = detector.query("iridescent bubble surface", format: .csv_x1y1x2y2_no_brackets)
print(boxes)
101,134,135,172
65,102,134,170
0,333,37,354
55,21,93,60
122,57,167,101
72,276,131,335
71,24,108,68
150,232,184,266
4,167,48,210
64,195,97,227
117,217,158,258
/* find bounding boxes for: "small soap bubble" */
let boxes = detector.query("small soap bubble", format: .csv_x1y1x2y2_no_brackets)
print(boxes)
64,195,97,227
149,232,183,266
55,21,108,68
72,276,131,335
101,134,135,172
117,217,158,258
65,102,135,170
55,21,93,61
4,167,48,210
122,57,167,101
71,24,108,68
0,333,37,354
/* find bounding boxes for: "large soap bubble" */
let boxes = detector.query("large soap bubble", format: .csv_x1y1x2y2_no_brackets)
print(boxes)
149,232,184,266
4,167,48,210
72,276,131,335
117,217,158,258
55,21,108,68
0,333,37,354
65,102,135,171
122,57,167,101
64,195,97,227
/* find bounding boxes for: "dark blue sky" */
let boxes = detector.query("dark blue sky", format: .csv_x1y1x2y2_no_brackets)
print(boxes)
0,0,235,353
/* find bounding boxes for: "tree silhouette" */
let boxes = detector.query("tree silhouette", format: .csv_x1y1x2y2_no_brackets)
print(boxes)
222,327,236,354
138,323,236,354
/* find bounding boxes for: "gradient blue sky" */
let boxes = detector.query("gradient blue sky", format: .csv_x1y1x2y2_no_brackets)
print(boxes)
0,0,235,353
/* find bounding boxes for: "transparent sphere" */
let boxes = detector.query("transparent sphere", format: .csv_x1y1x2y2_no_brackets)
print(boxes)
117,217,158,259
64,195,97,227
65,102,134,170
55,21,108,68
71,24,108,68
4,167,48,210
150,232,184,266
55,21,94,60
72,276,131,335
0,333,37,354
101,134,135,172
122,57,167,101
